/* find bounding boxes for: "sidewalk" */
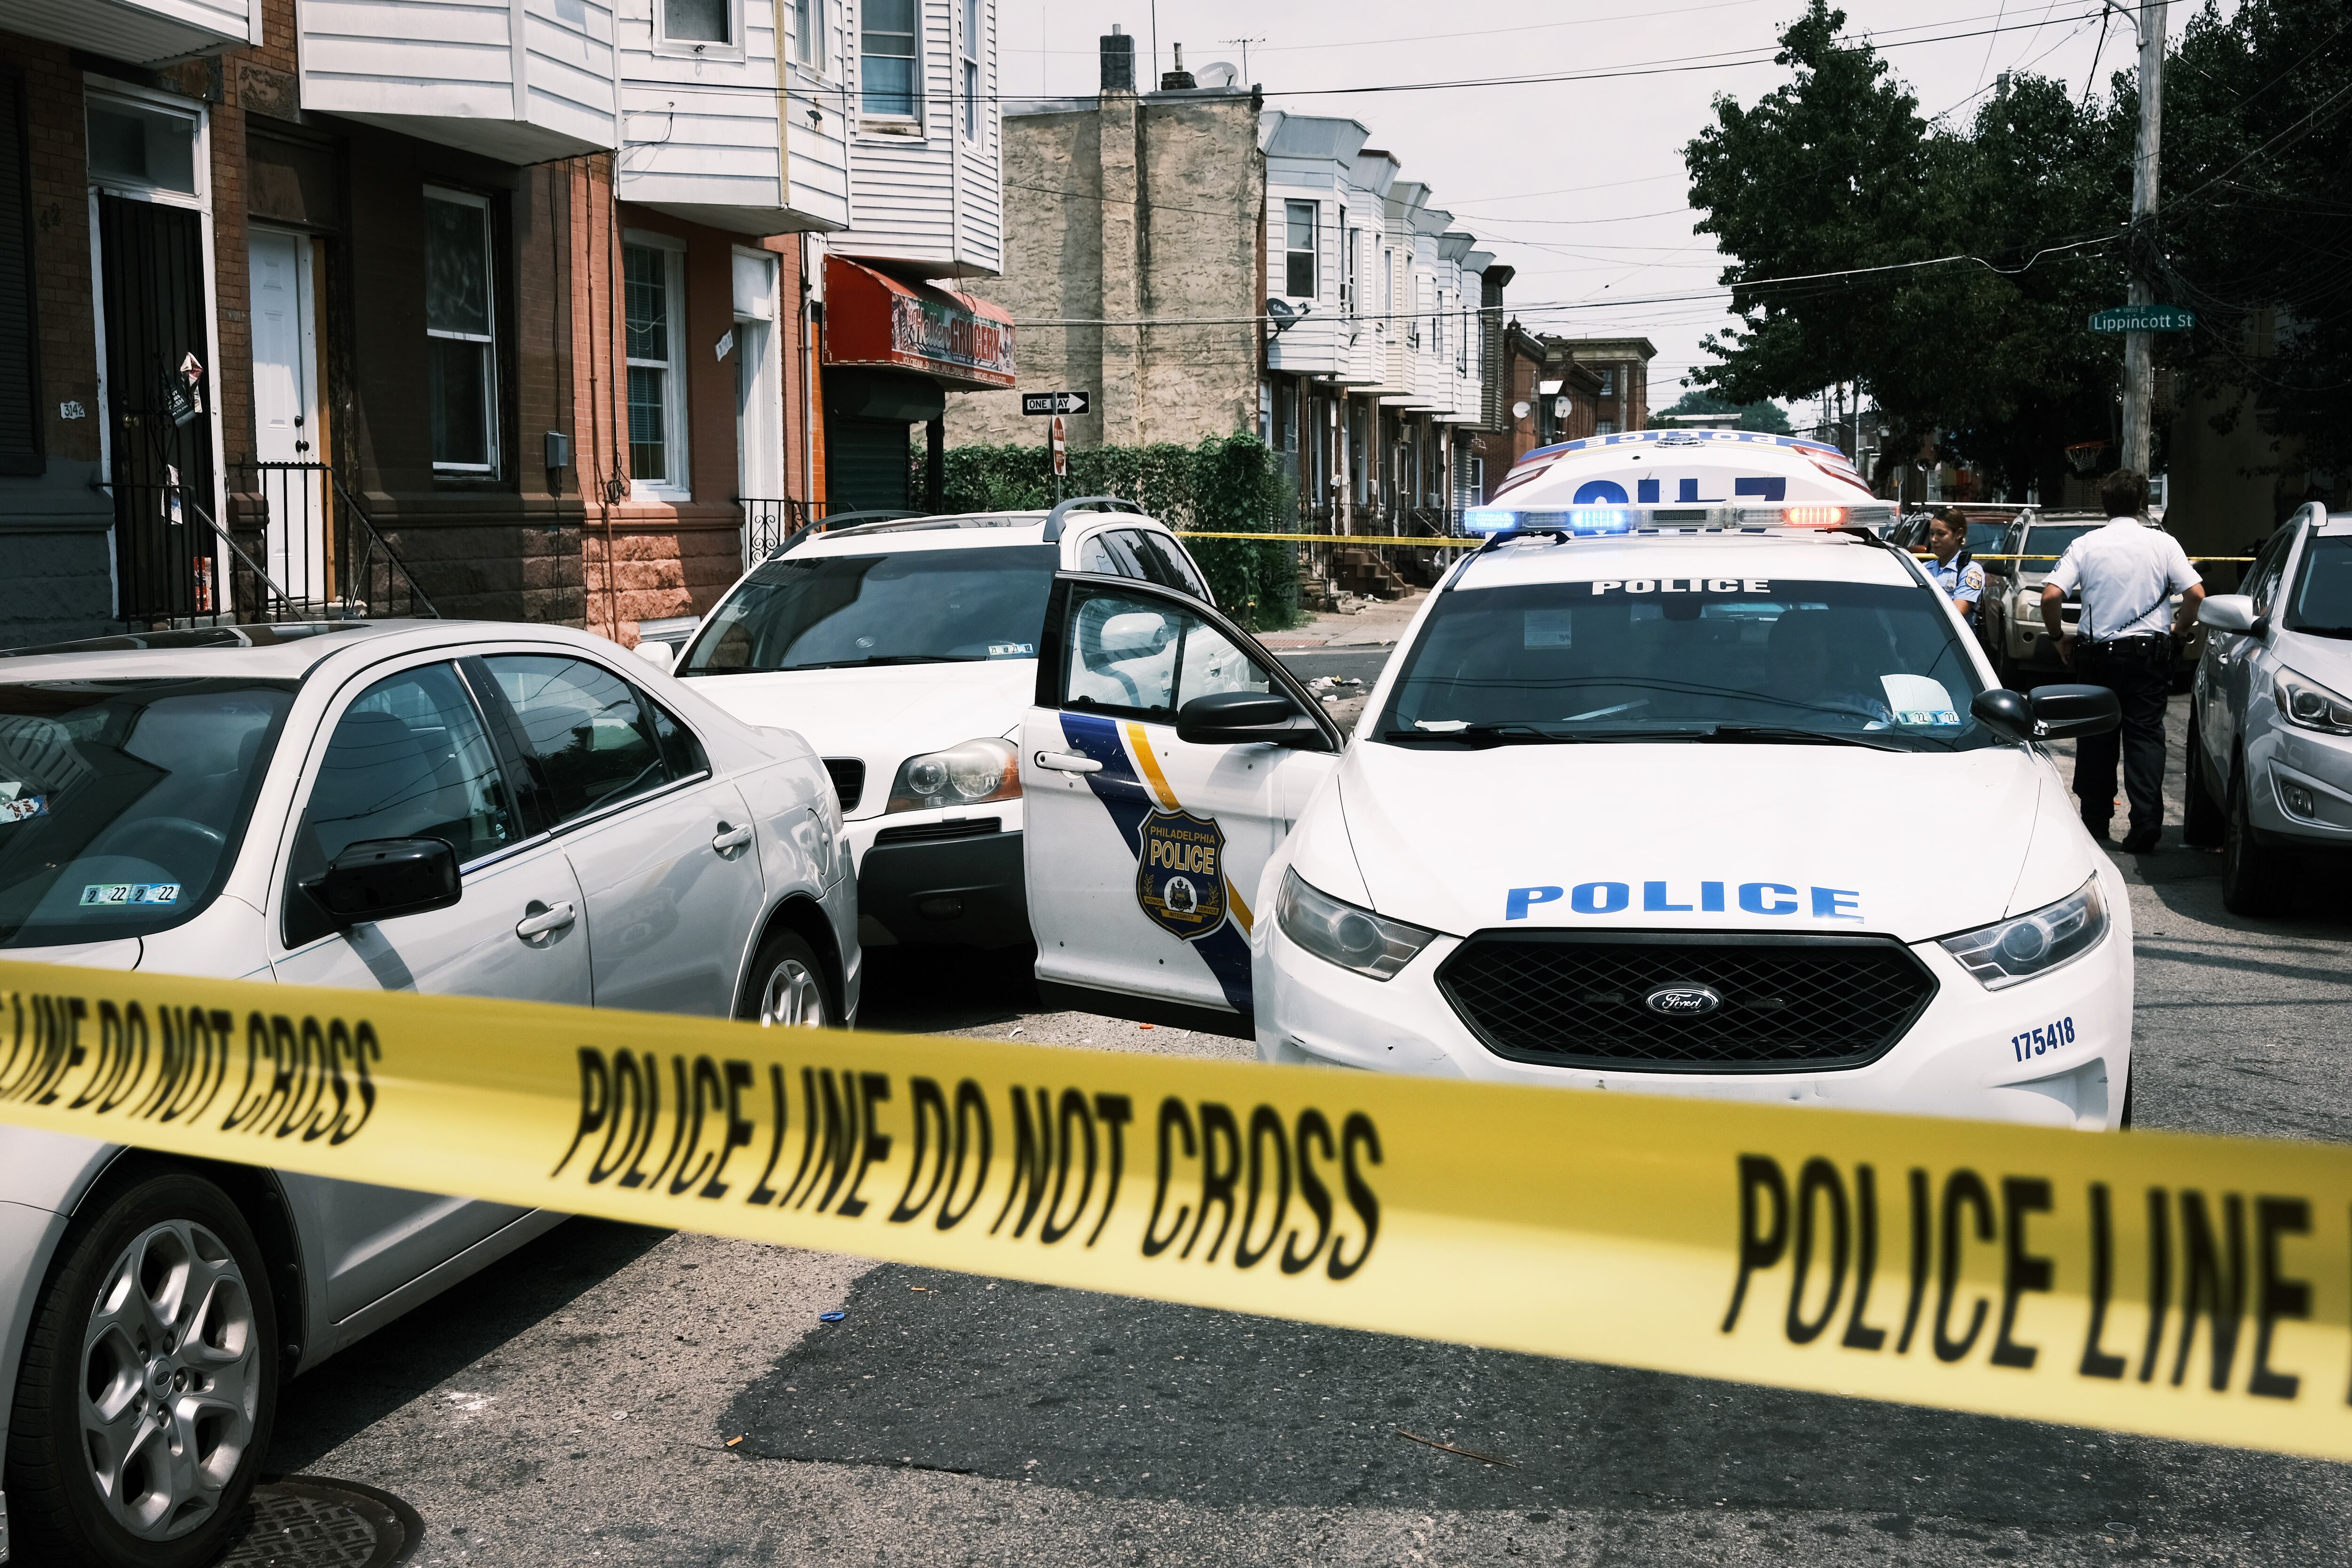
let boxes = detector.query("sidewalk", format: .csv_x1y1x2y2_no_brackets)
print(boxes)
1259,589,1429,649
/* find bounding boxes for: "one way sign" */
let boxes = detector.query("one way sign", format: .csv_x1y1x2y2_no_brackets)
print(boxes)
1021,390,1090,416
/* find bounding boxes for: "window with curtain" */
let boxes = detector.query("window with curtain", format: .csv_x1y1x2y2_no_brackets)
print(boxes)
791,0,823,65
961,0,981,138
861,0,918,116
425,189,497,473
660,0,730,46
624,240,685,492
1284,201,1316,298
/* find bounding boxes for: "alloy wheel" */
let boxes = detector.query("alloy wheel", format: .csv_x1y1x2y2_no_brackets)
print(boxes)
77,1220,260,1542
758,957,828,1028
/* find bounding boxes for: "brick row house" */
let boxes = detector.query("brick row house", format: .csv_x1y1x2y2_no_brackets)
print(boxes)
1478,327,1658,486
0,0,1009,649
941,31,1514,539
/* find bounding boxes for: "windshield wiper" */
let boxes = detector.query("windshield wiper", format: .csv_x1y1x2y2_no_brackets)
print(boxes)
775,654,985,671
1381,723,1577,747
1699,724,1913,752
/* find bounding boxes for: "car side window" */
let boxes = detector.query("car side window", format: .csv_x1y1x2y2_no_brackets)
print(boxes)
1077,530,1147,580
286,662,517,945
1125,530,1212,600
2250,528,2296,618
485,654,675,826
1061,586,1274,719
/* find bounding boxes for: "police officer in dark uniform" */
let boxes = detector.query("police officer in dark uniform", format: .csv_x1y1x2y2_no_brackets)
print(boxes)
2040,470,2205,852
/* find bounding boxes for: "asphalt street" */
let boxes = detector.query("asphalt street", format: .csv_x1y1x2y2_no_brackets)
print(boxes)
258,692,2352,1568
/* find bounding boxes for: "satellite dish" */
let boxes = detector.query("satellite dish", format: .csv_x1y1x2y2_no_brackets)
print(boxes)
1198,60,1240,87
1511,400,1532,420
1265,298,1295,322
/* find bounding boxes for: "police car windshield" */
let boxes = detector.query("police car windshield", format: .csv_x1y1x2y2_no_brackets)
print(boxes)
0,679,295,948
680,546,1059,674
2285,536,2352,636
1376,578,1993,751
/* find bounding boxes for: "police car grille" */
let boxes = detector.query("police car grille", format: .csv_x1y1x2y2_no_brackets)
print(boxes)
822,757,866,813
1435,932,1936,1073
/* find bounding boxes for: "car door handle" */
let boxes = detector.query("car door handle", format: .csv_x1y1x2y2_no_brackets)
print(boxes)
712,821,755,854
515,900,577,939
1035,750,1103,774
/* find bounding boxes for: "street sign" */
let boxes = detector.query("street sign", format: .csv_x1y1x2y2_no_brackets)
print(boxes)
1050,415,1069,478
2089,306,2196,333
1022,390,1091,416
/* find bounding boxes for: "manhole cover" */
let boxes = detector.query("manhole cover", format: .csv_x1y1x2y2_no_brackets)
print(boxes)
218,1476,422,1568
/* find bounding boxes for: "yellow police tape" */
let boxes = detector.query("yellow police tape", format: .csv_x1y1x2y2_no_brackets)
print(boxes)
3,957,2349,1461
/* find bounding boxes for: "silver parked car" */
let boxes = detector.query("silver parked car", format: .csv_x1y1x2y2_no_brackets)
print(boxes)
2185,503,2352,912
0,621,856,1567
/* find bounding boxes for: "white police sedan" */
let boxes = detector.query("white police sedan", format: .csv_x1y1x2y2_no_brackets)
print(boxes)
1013,434,2135,1130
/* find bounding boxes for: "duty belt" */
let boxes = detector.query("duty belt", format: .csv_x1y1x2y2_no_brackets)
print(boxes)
2078,633,2172,654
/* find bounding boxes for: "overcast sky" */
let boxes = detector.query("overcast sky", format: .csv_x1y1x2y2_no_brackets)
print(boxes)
998,0,2209,427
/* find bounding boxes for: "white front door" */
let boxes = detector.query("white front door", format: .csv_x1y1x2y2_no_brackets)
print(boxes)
1021,574,1342,1033
247,228,326,603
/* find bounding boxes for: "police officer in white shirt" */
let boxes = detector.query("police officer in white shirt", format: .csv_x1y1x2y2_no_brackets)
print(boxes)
2040,469,2205,852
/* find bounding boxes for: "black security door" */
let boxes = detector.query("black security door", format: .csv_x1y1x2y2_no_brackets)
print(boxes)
99,193,217,623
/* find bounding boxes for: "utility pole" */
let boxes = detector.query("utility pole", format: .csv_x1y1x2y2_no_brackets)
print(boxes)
2118,0,2167,477
1221,35,1265,83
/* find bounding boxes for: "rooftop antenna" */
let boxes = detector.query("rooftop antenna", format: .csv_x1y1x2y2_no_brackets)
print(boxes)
1221,35,1265,83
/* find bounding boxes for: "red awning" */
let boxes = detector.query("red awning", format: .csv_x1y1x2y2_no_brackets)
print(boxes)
822,256,1016,391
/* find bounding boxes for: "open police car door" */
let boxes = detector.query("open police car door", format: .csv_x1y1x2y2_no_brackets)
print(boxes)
1020,572,1344,1036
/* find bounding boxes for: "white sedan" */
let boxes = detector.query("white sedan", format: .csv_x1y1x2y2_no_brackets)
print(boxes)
0,619,854,1566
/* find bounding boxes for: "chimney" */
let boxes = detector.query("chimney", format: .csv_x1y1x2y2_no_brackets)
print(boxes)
1160,42,1195,91
1099,24,1134,93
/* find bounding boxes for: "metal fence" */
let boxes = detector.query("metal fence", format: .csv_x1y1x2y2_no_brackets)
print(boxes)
739,497,832,567
114,462,437,628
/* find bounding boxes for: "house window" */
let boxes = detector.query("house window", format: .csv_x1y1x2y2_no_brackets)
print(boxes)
1597,368,1615,397
659,0,732,47
861,0,919,117
961,0,981,139
86,96,199,196
425,188,497,473
1433,291,1445,358
791,0,823,65
624,239,687,494
1457,308,1469,373
1379,249,1392,332
1284,201,1316,298
1596,420,1616,436
1341,228,1358,314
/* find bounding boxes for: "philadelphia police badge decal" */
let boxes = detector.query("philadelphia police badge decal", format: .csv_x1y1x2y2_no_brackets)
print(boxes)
1135,808,1227,940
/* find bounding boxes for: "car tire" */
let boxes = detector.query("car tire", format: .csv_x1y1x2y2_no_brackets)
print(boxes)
739,928,836,1028
2182,713,2224,848
2118,1067,2134,1130
2220,759,2294,915
4,1168,277,1568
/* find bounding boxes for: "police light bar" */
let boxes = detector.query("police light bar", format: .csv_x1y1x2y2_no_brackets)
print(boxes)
1463,503,1892,536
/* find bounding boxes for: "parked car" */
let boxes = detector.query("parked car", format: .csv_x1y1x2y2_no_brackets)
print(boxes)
652,498,1217,954
0,619,855,1567
2185,502,2352,911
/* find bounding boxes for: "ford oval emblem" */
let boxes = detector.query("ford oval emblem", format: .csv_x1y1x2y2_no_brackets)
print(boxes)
1644,984,1722,1018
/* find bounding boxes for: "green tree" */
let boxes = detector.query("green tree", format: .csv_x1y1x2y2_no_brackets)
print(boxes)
1684,1,2126,501
1653,386,1793,434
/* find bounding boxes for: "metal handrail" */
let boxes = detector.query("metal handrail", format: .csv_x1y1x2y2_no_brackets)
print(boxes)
324,471,438,618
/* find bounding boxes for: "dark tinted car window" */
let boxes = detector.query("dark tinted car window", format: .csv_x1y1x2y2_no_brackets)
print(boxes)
1121,530,1210,599
486,655,672,826
2285,535,2352,633
681,546,1057,673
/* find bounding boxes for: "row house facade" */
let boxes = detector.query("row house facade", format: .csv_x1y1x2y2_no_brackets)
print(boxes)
942,31,1511,537
1475,327,1658,495
0,0,1008,649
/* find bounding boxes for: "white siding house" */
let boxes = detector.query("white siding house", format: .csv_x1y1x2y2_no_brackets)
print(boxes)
0,0,256,63
615,0,847,232
297,0,621,163
831,0,1001,277
1261,112,1369,383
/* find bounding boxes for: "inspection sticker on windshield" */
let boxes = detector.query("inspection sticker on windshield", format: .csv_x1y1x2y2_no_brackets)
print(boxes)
1880,673,1959,726
0,794,47,826
79,883,180,907
988,642,1035,657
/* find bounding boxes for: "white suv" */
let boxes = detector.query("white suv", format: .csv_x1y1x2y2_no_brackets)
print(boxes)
664,499,1216,951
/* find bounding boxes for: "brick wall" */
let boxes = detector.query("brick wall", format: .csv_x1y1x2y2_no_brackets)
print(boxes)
21,37,97,468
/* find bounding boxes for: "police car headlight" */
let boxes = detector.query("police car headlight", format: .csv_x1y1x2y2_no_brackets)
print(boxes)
2276,671,2352,735
886,739,1021,813
1276,868,1434,980
1936,875,2107,990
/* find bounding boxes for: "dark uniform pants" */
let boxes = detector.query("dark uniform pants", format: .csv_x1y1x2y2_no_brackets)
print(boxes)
2070,639,2172,831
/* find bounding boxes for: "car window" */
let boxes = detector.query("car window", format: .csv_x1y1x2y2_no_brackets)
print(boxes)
284,663,518,945
681,545,1056,673
1123,530,1212,599
2251,527,2297,619
0,679,294,948
2284,535,2352,634
1061,586,1272,719
1077,532,1143,578
2024,524,2101,570
486,655,674,825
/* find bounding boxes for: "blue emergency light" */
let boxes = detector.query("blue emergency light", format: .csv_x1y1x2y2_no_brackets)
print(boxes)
1462,507,1635,536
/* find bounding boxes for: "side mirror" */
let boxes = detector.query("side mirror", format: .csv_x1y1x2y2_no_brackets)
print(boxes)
634,639,677,675
304,837,461,926
2198,594,2257,635
1971,685,2122,741
1097,612,1173,657
1971,688,2033,740
1176,690,1323,748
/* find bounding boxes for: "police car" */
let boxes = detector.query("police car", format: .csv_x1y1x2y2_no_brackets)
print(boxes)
1013,430,2137,1129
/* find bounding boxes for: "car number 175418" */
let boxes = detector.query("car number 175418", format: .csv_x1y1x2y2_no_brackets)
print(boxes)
2009,1015,2076,1063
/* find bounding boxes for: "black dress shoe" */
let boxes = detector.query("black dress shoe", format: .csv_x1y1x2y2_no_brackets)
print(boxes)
2081,814,2113,841
2120,827,2160,853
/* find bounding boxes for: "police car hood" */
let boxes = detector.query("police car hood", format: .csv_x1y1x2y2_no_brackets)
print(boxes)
1330,740,2074,944
683,661,1034,792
